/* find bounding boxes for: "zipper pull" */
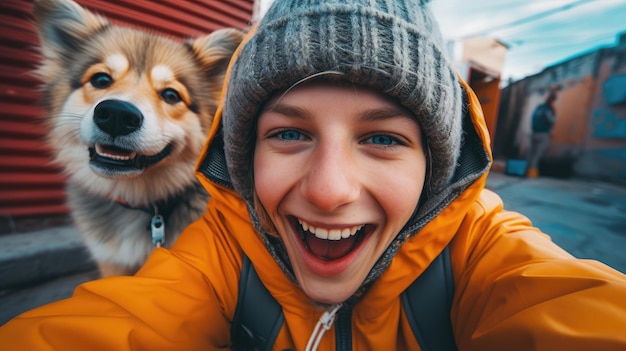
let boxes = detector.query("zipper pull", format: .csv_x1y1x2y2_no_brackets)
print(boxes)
305,304,342,351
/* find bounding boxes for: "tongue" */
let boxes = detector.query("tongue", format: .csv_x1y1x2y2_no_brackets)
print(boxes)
305,232,358,261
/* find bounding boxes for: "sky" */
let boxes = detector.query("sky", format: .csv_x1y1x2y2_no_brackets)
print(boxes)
429,0,626,83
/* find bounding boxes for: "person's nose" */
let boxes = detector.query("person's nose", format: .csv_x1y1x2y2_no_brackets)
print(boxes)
300,141,361,212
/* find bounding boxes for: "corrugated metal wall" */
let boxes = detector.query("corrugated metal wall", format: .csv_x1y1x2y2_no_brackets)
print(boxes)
0,0,253,233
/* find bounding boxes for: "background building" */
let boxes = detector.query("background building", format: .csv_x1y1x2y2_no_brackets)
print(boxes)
449,37,509,146
495,32,626,183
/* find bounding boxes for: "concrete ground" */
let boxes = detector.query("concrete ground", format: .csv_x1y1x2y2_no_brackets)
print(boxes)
1,171,625,325
486,171,626,272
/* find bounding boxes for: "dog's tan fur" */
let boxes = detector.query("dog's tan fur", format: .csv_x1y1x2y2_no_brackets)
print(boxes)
33,0,243,276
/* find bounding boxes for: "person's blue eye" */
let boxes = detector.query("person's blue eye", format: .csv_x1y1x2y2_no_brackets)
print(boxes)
364,134,398,145
278,129,303,141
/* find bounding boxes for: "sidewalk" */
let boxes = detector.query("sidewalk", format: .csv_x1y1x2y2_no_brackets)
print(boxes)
485,172,626,273
0,226,98,325
1,171,625,325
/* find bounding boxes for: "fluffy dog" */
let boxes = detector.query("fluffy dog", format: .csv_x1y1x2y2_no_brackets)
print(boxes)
32,0,243,276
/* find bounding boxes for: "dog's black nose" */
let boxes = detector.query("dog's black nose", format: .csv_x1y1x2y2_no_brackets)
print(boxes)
94,99,143,136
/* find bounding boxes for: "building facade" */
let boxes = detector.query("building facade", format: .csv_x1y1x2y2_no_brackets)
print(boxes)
495,33,626,183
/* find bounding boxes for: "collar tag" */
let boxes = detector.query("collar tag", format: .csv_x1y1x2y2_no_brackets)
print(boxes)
151,214,165,247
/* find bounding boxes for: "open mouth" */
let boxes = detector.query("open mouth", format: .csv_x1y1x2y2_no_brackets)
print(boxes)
293,217,370,261
88,143,174,171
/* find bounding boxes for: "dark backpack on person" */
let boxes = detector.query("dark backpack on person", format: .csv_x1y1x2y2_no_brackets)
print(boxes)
531,103,555,133
231,246,458,351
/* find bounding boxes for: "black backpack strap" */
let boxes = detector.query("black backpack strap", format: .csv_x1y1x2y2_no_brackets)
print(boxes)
232,248,457,351
401,246,459,351
231,254,284,351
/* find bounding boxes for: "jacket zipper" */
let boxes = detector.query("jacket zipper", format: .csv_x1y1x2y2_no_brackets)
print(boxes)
335,307,352,350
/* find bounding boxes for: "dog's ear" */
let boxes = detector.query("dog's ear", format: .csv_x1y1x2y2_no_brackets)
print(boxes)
187,28,245,77
33,0,109,60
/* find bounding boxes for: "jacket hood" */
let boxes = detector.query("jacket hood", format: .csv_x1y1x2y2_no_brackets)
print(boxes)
195,27,492,304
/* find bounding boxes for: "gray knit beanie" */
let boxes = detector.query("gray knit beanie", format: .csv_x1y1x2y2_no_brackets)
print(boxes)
223,0,463,205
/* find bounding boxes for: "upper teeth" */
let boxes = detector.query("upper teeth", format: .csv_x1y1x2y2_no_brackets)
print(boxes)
298,218,363,241
95,144,138,160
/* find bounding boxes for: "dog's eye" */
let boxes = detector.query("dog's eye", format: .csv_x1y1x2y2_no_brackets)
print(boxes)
160,88,182,105
90,72,113,89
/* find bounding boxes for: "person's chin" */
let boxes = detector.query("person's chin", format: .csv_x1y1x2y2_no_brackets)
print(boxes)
292,248,373,304
299,276,362,305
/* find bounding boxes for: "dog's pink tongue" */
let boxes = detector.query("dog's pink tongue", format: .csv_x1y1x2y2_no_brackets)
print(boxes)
305,233,357,261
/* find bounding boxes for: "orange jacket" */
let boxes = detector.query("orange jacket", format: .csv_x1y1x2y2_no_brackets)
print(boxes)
2,65,626,351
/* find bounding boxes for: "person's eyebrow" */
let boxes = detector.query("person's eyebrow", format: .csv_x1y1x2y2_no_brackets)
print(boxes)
360,106,415,122
262,102,310,120
261,101,414,122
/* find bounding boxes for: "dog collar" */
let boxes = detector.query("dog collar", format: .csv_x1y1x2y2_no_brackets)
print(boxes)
111,182,204,247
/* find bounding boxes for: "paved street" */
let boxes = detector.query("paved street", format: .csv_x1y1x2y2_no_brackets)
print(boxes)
486,172,626,272
1,171,625,325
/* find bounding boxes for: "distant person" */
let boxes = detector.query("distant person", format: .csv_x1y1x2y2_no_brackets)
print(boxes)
2,1,626,350
527,88,558,177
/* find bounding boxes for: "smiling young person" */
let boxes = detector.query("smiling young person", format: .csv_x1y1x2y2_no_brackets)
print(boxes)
253,79,429,305
2,0,626,350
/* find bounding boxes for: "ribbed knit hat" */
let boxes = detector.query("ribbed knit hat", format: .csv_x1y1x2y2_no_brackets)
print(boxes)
223,0,463,204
